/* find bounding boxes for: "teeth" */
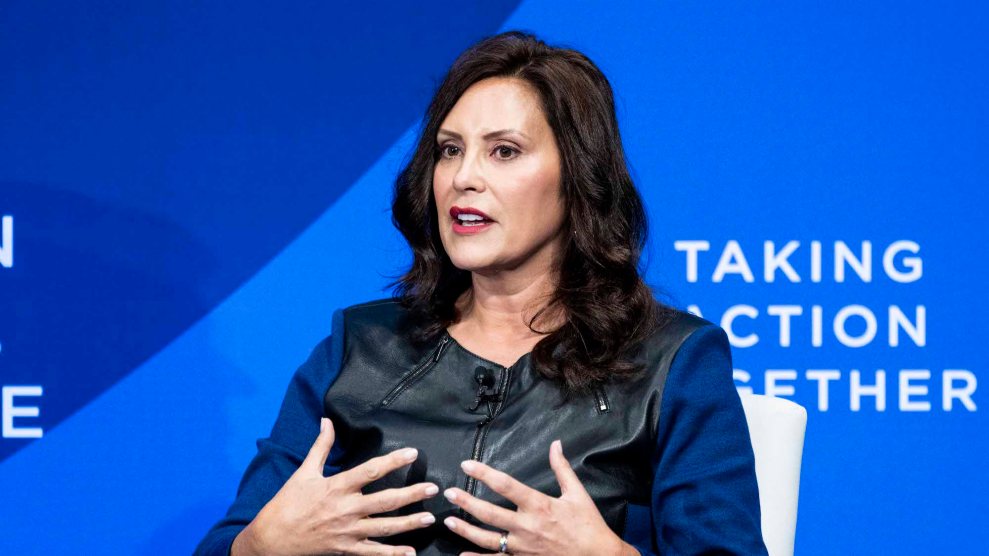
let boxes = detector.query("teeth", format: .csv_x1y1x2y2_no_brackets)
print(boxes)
457,214,485,221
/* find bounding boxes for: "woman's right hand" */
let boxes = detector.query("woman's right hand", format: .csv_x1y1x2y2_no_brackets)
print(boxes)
232,417,438,556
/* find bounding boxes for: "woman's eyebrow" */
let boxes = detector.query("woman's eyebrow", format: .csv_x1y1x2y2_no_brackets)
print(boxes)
437,128,530,141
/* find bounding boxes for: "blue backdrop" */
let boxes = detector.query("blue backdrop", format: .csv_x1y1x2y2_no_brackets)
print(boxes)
1,1,985,554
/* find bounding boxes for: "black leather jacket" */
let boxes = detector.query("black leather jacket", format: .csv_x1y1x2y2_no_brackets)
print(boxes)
321,298,762,555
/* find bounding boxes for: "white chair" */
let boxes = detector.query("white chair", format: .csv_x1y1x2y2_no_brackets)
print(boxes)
739,393,807,556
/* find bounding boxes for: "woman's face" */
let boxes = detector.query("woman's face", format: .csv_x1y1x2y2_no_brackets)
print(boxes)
433,77,565,276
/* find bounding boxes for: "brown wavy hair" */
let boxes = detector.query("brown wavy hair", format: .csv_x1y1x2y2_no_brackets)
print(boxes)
388,30,675,396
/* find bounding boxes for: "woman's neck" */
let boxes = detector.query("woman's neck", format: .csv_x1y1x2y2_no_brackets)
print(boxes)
453,269,565,344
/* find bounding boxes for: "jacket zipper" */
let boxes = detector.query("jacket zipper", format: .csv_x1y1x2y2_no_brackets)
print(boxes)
380,334,451,407
463,364,512,501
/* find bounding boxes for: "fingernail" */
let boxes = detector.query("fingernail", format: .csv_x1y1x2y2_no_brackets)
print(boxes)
320,418,327,433
553,439,563,455
444,516,457,530
405,551,416,556
420,513,435,525
401,448,418,462
460,460,477,473
425,484,439,496
444,488,457,501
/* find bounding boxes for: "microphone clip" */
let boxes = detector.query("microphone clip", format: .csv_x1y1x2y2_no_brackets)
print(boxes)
468,366,500,413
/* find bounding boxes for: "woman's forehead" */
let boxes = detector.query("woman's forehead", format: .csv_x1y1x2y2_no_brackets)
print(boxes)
439,78,548,139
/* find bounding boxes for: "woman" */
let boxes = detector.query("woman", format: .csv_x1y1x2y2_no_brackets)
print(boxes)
196,31,767,556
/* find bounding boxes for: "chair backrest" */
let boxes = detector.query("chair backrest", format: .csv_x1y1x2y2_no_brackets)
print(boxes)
739,393,807,556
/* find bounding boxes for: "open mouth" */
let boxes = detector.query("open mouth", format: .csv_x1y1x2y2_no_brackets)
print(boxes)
455,214,492,227
450,206,495,234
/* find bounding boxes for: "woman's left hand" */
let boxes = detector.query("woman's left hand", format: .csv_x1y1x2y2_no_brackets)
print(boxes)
442,440,640,556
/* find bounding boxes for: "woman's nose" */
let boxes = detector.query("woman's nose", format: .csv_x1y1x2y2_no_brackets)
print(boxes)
452,148,487,192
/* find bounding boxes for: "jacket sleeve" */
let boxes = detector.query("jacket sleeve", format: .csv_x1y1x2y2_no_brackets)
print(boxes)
628,323,768,556
193,308,347,556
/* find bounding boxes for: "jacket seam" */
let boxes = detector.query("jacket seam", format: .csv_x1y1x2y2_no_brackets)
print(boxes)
344,297,400,311
618,499,629,540
650,322,715,444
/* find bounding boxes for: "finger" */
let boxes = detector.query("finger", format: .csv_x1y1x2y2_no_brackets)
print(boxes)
548,439,587,498
442,515,504,553
353,538,417,556
356,512,436,538
301,417,335,474
443,487,518,530
339,447,419,490
460,459,542,510
356,482,440,516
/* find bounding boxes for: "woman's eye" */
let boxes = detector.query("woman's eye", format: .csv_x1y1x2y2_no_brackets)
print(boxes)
495,145,519,160
440,145,460,157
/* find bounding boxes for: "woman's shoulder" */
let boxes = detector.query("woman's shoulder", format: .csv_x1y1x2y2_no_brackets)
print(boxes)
643,303,722,356
334,296,420,341
613,303,733,390
340,296,404,313
337,296,406,322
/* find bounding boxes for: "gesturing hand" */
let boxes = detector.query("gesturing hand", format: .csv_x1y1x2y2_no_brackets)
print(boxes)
441,440,640,556
233,417,438,556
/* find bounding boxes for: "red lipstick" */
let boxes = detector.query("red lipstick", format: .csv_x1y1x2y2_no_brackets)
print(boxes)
450,205,495,235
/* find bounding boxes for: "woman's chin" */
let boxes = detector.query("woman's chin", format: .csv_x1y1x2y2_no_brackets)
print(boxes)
447,253,505,274
448,259,490,273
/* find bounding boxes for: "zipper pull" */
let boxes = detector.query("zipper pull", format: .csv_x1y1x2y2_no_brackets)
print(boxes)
594,387,610,413
434,335,450,362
